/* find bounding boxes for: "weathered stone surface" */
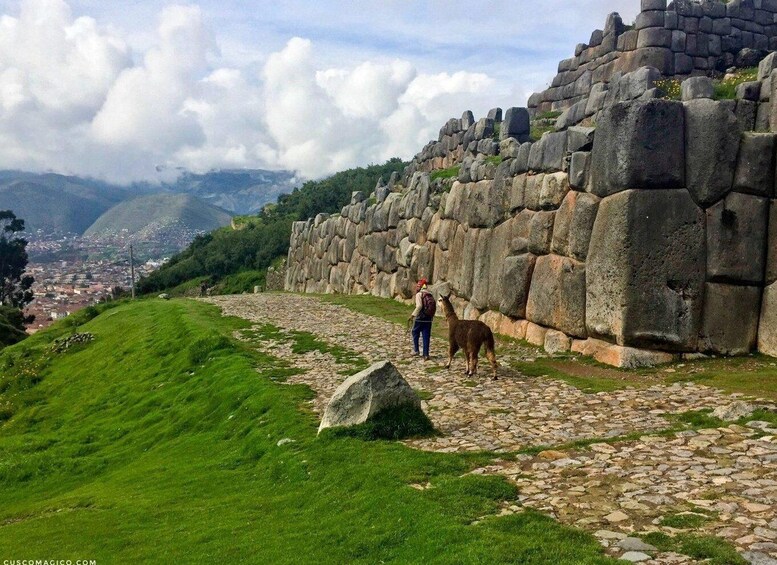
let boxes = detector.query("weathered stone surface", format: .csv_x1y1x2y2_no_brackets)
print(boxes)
594,344,676,368
470,228,492,310
544,329,572,354
767,200,777,284
318,361,421,432
569,152,590,191
587,189,706,350
526,254,587,337
684,99,742,206
524,174,544,211
707,192,768,285
528,211,556,255
499,254,536,318
681,76,715,100
590,100,685,197
699,283,761,355
759,281,777,356
539,172,570,209
551,191,600,261
525,322,548,346
567,127,595,153
733,132,776,197
712,400,755,421
528,131,568,172
501,107,530,139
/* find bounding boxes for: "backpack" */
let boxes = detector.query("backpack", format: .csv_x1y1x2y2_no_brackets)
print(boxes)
421,291,436,318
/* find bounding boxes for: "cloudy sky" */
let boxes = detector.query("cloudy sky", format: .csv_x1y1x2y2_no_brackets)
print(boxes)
0,0,638,182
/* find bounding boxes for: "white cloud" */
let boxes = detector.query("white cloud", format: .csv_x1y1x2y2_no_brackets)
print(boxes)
262,38,498,178
0,0,515,182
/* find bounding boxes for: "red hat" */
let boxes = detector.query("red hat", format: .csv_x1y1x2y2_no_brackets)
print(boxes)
417,278,428,287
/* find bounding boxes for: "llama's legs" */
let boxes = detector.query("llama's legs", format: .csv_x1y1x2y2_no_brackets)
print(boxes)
486,347,498,380
446,343,459,369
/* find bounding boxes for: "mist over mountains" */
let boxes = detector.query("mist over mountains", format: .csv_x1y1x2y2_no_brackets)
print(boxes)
0,168,297,237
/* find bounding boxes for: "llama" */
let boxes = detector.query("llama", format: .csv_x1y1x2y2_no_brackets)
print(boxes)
438,294,498,380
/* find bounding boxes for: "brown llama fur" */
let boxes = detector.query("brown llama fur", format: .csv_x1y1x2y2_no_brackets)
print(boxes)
439,295,498,379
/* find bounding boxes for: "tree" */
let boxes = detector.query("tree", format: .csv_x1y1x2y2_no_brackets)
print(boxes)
0,210,34,315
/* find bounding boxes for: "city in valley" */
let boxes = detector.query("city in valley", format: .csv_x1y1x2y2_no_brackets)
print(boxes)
23,232,165,332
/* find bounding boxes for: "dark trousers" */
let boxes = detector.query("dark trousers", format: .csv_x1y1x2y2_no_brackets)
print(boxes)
412,318,432,357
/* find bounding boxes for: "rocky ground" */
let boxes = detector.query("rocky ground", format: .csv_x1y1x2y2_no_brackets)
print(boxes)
207,293,777,565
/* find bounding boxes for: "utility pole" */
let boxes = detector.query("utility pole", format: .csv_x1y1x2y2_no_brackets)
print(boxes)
130,244,136,299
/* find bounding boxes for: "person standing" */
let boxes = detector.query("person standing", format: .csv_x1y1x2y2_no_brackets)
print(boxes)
408,278,436,360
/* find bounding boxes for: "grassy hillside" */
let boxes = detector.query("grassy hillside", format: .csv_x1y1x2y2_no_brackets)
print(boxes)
0,298,612,563
138,158,406,295
84,193,232,237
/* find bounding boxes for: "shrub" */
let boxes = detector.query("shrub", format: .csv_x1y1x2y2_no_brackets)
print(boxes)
656,78,681,100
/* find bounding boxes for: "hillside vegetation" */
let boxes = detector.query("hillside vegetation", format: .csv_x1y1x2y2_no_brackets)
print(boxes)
84,193,232,237
138,158,406,294
0,298,612,563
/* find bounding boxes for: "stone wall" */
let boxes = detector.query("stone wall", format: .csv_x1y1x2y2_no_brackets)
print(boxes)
529,0,777,115
286,59,777,366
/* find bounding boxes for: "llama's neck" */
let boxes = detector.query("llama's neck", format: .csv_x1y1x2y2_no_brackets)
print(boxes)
442,299,458,322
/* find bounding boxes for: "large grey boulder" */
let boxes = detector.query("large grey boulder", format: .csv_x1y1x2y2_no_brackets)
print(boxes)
733,132,776,197
699,283,761,355
684,99,742,206
706,192,768,285
590,99,685,197
587,189,706,350
318,361,421,433
526,254,587,337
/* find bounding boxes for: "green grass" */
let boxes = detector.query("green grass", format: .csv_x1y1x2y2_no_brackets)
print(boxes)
530,124,555,142
0,298,615,563
535,111,562,120
509,358,628,394
212,269,267,295
430,165,461,182
485,155,503,166
713,66,758,100
641,532,746,565
659,512,713,529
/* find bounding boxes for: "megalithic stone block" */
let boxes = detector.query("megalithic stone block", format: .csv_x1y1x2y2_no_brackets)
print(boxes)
733,132,776,197
699,283,761,355
684,99,742,206
706,192,768,285
501,107,530,140
525,254,587,337
760,280,777,356
499,253,536,318
590,99,685,197
586,189,706,351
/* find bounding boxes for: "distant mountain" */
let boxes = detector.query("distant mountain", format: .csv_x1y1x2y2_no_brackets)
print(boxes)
0,173,134,235
152,169,298,215
85,193,232,238
0,168,297,236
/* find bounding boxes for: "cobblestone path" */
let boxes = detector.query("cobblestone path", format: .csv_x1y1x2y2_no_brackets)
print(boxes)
207,293,777,564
